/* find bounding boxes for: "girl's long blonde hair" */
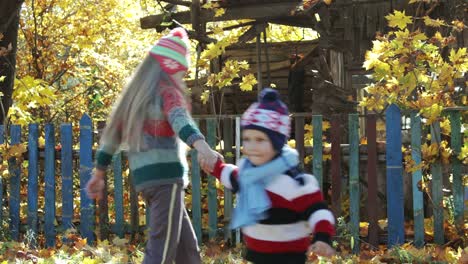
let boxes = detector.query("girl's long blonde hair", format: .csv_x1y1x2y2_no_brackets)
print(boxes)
101,55,185,152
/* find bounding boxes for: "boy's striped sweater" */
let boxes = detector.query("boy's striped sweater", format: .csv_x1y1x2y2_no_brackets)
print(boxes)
211,159,335,263
95,84,205,192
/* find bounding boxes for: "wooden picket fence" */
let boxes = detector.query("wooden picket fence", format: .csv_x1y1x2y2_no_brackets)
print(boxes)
0,104,464,252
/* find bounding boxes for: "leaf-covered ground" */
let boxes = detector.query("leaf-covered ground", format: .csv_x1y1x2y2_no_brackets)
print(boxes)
0,233,466,264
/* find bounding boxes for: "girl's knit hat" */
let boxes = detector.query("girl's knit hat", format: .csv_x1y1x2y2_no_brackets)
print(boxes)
149,27,190,74
241,88,290,151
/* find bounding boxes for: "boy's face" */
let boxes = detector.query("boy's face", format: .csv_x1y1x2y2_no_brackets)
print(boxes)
242,129,276,166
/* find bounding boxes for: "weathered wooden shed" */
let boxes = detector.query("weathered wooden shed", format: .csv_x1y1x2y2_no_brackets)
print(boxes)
140,0,467,117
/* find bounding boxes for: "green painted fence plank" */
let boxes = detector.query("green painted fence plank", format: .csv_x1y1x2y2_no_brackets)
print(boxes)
235,117,241,245
431,122,444,244
410,113,424,247
449,111,463,233
223,118,234,242
348,114,360,253
207,118,217,239
312,115,323,189
191,119,202,244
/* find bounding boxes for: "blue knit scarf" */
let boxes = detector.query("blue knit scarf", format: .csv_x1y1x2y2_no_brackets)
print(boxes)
230,146,299,229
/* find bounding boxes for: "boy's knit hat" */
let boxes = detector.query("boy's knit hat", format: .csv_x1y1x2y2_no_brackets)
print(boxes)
149,27,190,74
241,88,290,151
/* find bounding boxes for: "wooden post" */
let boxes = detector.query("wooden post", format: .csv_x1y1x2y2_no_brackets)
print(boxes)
331,115,341,216
295,116,305,164
385,104,405,247
410,112,424,247
367,114,379,247
256,25,263,95
113,153,125,238
348,114,360,253
262,26,271,85
0,125,4,226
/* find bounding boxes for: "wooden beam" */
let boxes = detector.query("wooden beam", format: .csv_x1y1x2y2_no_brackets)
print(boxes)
159,0,191,7
141,2,300,29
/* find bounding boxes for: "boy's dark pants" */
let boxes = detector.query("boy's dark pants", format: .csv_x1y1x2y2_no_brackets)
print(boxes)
141,183,201,264
247,250,307,264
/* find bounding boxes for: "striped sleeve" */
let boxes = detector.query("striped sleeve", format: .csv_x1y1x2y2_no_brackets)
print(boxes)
211,159,239,192
95,125,122,170
161,88,205,146
305,175,335,244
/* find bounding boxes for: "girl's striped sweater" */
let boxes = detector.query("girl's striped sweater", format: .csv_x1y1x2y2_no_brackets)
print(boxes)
211,159,335,263
95,84,205,192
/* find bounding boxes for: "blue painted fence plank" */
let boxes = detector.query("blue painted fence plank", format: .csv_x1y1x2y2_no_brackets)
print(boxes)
9,125,21,240
348,114,360,253
113,153,125,238
410,113,424,247
79,114,95,244
61,124,74,232
207,118,217,239
45,124,56,247
431,122,444,244
385,104,405,247
449,111,463,233
312,115,323,189
27,124,39,240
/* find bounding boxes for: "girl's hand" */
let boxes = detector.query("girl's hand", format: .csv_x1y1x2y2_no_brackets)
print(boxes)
193,140,222,173
308,241,335,258
86,169,105,200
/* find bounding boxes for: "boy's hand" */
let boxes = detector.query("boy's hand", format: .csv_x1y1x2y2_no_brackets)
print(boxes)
308,241,335,258
86,168,105,200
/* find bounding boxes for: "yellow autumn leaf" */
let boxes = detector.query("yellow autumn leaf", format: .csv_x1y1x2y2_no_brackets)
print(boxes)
322,121,331,131
240,73,257,91
214,8,226,17
385,10,412,30
423,16,445,27
440,118,451,135
459,143,468,164
200,90,210,104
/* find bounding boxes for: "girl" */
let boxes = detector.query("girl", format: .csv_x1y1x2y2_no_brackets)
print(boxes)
205,88,336,264
86,28,218,264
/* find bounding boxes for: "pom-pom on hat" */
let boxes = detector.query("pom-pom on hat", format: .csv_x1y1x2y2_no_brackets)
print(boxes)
149,27,190,74
241,88,291,151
